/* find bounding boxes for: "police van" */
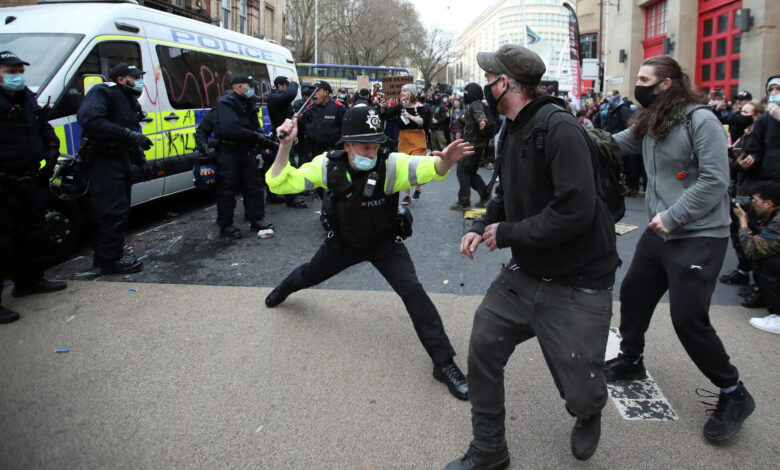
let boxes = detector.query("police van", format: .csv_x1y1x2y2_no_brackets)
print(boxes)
0,0,298,259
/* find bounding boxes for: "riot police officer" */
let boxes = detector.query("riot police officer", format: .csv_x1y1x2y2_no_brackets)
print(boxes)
214,74,272,239
77,63,151,275
0,51,66,324
266,76,307,209
194,106,218,160
265,106,475,401
297,80,345,165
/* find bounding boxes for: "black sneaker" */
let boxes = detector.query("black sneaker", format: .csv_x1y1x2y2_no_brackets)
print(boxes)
265,285,291,308
401,195,412,206
11,279,67,297
737,284,759,298
101,255,144,275
444,444,510,470
604,354,647,382
700,382,755,442
741,292,767,308
719,269,749,285
433,361,469,400
250,219,273,231
571,413,601,461
0,305,20,324
412,189,421,200
220,225,242,239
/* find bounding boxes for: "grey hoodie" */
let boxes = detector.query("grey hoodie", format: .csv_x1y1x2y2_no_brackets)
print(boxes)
613,104,730,240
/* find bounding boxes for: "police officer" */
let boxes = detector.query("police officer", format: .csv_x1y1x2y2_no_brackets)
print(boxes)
265,106,475,400
0,51,66,323
297,80,345,165
266,76,307,209
194,105,218,160
77,63,150,275
213,74,272,239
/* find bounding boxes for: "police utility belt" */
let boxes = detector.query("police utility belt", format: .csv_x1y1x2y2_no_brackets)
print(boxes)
78,137,134,164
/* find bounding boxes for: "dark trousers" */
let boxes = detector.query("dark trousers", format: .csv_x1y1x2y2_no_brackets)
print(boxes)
618,229,739,388
216,149,265,228
623,153,646,191
0,178,49,300
276,237,456,365
468,266,612,451
88,158,132,268
753,256,780,315
456,154,487,205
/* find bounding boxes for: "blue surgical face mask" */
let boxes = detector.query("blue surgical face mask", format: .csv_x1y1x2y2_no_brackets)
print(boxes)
245,88,256,99
131,78,144,93
769,94,780,104
353,153,377,171
0,74,26,92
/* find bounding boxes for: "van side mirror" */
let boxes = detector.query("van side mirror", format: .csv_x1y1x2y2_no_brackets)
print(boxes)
82,74,105,95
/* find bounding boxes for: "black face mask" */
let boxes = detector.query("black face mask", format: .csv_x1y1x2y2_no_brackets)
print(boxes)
634,83,659,108
732,113,755,128
484,77,507,115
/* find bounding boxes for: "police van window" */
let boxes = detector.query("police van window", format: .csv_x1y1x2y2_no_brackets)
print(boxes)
51,41,142,120
156,45,271,110
0,33,83,95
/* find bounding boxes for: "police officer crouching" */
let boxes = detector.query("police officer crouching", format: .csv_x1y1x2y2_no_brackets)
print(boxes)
265,106,475,400
0,51,66,323
214,74,273,239
77,63,151,275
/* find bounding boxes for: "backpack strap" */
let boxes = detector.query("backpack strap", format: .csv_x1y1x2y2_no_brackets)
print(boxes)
532,103,568,153
682,104,715,171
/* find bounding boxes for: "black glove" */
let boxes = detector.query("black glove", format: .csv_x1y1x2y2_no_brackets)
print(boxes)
255,132,280,153
123,128,153,150
199,143,216,159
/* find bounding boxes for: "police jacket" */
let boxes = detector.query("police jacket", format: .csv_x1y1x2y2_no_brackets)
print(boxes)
78,82,143,144
0,87,58,173
195,107,218,150
214,90,260,149
266,150,447,247
297,99,345,154
469,96,618,289
267,82,299,130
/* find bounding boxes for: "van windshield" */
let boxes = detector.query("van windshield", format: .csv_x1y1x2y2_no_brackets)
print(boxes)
0,33,83,93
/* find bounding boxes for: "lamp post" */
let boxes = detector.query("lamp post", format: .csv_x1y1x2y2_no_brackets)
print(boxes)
314,0,319,64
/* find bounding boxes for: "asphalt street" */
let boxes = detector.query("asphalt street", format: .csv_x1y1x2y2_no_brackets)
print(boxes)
1,165,776,469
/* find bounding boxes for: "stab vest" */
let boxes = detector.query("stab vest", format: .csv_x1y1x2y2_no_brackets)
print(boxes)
325,150,399,248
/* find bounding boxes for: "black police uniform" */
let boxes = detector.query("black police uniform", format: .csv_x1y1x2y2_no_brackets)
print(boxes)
195,106,218,158
297,98,345,165
214,89,269,233
0,74,65,321
267,81,299,130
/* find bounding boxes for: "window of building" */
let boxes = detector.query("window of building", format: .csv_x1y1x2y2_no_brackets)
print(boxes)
643,0,667,58
580,33,598,59
696,1,742,99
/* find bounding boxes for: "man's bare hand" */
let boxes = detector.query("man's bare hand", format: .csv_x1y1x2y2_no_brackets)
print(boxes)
738,154,756,169
483,223,500,250
460,232,483,259
276,118,298,144
768,102,780,121
649,213,669,235
732,203,749,227
434,139,475,165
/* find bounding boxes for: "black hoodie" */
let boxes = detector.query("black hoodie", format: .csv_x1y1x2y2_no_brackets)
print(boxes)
743,74,780,182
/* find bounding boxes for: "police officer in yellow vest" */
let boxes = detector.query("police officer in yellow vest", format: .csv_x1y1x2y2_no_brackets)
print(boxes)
265,105,474,400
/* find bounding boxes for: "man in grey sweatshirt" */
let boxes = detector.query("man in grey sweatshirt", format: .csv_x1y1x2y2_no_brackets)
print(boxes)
605,56,754,443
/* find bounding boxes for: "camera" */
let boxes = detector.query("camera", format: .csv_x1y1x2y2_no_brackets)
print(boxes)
731,196,753,207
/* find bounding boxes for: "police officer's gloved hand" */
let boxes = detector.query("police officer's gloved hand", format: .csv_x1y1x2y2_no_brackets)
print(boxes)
255,132,280,153
199,143,216,160
123,128,154,150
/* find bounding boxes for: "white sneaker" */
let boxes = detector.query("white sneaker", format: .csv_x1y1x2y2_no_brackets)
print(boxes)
749,314,780,334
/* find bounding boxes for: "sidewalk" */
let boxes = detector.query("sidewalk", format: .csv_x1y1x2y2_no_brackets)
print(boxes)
1,281,776,469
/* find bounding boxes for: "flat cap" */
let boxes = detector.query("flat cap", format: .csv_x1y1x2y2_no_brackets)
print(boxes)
231,73,258,86
109,63,144,80
477,44,545,85
0,51,29,66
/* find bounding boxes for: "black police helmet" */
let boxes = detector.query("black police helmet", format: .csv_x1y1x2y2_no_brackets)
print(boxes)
50,156,89,200
335,105,388,145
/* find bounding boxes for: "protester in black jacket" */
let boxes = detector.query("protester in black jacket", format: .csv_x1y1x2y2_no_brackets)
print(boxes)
267,76,299,130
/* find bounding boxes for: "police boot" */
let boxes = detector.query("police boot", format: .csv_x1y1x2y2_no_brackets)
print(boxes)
101,255,144,275
571,413,601,461
444,444,510,470
250,219,273,231
265,284,292,308
0,305,20,324
11,279,67,297
433,360,469,400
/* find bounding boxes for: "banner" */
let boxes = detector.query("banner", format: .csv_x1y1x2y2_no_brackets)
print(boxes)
381,75,413,100
563,2,582,100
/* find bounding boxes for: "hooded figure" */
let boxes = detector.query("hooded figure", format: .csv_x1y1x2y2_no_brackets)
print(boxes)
462,82,488,149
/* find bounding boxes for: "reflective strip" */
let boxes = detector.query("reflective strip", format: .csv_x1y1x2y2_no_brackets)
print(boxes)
408,155,423,187
304,178,314,190
322,157,329,188
385,153,399,195
53,125,67,155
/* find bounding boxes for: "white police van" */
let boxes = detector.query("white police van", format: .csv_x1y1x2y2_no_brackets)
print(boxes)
0,0,297,259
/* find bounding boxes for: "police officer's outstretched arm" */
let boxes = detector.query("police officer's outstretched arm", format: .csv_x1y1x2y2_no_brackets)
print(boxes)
271,118,298,177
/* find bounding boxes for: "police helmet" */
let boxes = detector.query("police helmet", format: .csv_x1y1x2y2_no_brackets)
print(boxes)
192,158,219,190
49,155,89,200
335,106,388,145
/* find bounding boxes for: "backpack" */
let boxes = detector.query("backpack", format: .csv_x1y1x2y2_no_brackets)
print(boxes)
533,103,626,222
480,102,499,139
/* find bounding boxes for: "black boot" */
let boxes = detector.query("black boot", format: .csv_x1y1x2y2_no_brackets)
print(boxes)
719,269,749,285
571,413,601,461
444,444,510,470
433,360,468,400
741,292,767,308
250,219,273,231
604,354,647,382
11,279,67,297
0,305,20,324
101,255,144,275
701,382,755,442
220,225,242,239
265,285,291,308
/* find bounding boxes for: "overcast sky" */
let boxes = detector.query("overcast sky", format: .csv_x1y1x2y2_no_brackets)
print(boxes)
410,0,496,36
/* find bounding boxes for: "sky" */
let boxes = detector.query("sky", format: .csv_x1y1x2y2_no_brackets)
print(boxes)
409,0,496,36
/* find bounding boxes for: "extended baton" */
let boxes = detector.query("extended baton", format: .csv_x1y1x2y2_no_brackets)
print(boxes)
278,85,320,139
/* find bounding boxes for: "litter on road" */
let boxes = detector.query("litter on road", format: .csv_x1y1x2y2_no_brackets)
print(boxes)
55,349,69,353
66,315,75,324
129,288,138,292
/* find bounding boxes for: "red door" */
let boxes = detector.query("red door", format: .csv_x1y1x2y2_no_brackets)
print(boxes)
643,1,668,59
696,0,743,98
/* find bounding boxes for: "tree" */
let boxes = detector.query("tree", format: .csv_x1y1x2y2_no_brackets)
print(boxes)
409,27,453,91
285,0,338,63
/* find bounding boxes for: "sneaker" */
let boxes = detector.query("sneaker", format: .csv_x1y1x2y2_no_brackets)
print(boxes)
412,189,421,200
449,202,471,211
700,382,755,442
250,219,273,231
604,354,647,382
748,314,780,334
475,196,490,208
0,305,20,324
571,413,601,461
401,195,412,206
444,444,510,470
433,361,468,400
220,225,242,239
11,279,67,297
737,284,759,297
101,255,144,275
719,269,749,285
740,292,767,309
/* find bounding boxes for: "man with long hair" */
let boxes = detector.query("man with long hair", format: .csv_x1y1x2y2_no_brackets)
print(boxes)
605,55,755,442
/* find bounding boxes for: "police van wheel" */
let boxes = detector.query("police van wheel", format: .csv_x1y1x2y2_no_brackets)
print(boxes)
45,200,83,264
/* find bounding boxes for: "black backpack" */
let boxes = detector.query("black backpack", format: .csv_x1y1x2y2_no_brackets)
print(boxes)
532,103,626,222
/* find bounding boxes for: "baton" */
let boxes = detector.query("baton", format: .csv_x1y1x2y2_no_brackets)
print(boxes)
278,85,321,139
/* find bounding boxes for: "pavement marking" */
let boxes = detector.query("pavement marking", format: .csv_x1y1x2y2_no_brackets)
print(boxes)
606,327,678,421
254,425,264,433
